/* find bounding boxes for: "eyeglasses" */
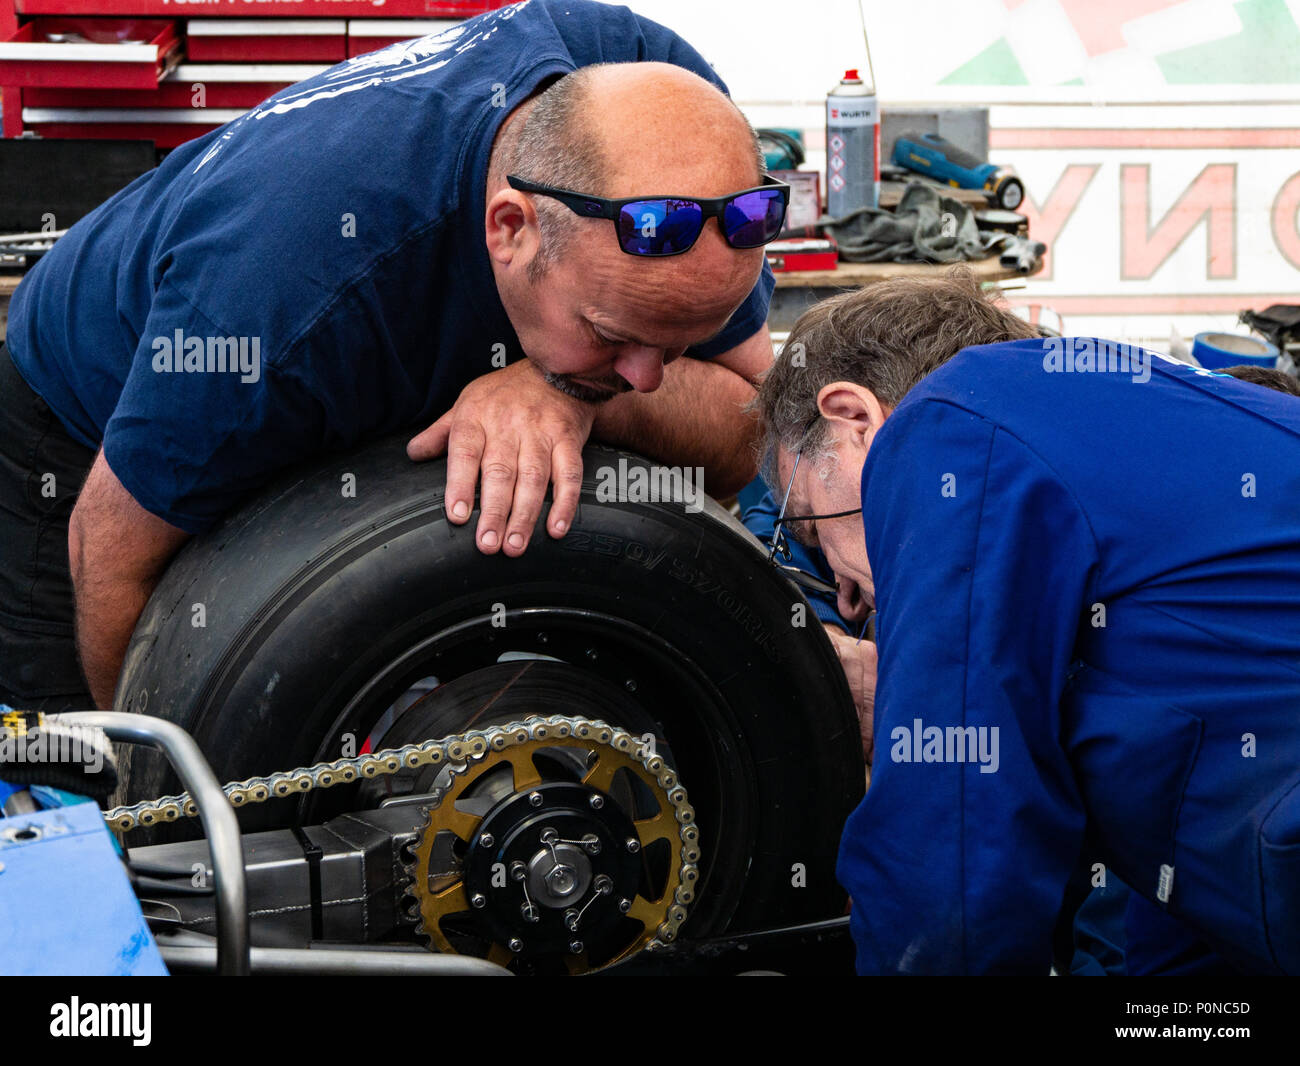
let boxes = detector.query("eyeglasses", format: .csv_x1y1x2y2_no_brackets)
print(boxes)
765,439,862,596
506,174,790,257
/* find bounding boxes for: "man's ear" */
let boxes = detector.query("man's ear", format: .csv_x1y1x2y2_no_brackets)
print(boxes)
816,382,890,452
484,189,539,268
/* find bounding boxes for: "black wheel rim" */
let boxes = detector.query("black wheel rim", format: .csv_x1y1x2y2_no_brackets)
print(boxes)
299,607,761,937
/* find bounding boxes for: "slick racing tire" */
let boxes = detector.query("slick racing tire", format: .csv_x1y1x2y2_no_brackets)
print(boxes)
114,436,863,938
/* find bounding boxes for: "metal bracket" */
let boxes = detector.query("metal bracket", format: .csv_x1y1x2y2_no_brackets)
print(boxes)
54,711,250,976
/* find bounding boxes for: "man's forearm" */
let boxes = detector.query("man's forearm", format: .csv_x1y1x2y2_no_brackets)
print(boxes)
74,575,157,709
590,356,760,496
68,450,192,709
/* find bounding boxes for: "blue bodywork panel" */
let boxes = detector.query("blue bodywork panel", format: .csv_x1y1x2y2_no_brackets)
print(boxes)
0,799,167,975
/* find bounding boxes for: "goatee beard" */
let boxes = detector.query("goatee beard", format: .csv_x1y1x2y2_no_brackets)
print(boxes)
542,370,630,405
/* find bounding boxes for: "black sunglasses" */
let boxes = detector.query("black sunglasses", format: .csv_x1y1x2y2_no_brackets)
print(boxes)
507,173,790,257
765,440,862,596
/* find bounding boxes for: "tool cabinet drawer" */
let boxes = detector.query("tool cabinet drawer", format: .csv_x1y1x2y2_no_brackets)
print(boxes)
0,17,179,89
346,19,459,57
186,19,346,64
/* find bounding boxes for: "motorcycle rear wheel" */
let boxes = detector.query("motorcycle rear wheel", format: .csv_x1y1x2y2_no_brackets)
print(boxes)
115,437,863,941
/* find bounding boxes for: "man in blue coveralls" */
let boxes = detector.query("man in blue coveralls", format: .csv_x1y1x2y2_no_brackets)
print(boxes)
754,269,1300,975
0,0,782,711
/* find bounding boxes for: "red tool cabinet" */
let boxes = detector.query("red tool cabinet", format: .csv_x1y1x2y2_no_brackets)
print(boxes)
0,0,507,146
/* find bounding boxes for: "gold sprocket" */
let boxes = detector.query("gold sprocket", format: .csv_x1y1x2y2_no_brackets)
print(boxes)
406,715,699,973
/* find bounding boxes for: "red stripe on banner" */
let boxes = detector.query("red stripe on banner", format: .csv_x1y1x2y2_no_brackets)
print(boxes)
990,128,1300,150
1004,293,1299,314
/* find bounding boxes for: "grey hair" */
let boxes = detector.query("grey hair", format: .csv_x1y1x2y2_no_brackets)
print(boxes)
493,67,607,280
754,268,1040,491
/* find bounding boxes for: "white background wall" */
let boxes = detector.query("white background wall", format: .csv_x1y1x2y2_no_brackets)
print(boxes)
624,0,1300,350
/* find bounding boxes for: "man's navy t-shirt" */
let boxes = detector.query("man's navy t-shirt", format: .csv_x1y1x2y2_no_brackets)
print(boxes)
6,0,773,533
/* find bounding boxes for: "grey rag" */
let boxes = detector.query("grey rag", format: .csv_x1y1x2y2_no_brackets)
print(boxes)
823,181,990,264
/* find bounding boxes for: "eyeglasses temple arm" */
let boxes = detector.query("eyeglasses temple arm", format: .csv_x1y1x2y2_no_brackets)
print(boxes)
507,176,619,220
766,448,803,563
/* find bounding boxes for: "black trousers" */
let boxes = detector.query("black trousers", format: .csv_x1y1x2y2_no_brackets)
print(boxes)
0,341,96,711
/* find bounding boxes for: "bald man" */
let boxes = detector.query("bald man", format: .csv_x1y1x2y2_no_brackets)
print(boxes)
0,0,780,711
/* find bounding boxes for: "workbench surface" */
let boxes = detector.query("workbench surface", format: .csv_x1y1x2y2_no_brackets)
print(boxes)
772,253,1038,289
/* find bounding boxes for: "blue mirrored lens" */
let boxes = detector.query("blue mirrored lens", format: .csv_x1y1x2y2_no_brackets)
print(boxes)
723,189,787,247
617,199,703,255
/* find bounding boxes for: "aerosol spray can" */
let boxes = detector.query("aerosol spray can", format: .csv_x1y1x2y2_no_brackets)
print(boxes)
825,68,879,217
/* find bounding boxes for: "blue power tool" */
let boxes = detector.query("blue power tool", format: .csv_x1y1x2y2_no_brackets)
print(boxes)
891,131,1025,211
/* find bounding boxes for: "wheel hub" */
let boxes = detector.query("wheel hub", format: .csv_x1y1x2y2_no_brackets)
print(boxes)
463,782,642,958
528,840,590,905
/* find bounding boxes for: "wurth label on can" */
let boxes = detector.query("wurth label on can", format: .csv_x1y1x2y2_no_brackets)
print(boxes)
826,98,880,127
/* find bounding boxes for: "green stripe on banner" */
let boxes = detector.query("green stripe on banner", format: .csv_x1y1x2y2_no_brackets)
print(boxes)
940,37,1029,87
1158,0,1300,84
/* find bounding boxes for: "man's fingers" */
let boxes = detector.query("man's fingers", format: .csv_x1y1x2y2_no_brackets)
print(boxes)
424,360,597,553
441,420,486,525
474,439,518,553
836,575,869,623
407,415,452,462
501,441,551,557
851,640,877,762
547,437,584,537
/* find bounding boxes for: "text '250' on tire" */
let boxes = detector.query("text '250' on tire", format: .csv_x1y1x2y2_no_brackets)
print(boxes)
114,436,863,941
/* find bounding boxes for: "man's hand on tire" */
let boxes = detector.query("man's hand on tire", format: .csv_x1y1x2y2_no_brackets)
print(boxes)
407,360,596,556
825,624,877,770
